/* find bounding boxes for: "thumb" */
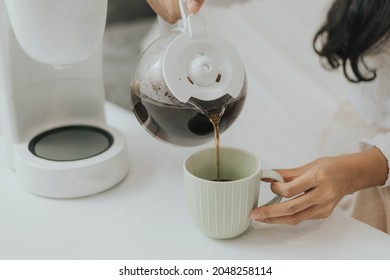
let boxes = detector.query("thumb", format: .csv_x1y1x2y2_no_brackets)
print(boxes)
187,0,205,13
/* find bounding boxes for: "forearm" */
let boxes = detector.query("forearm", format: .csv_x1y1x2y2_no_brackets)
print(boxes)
337,147,388,194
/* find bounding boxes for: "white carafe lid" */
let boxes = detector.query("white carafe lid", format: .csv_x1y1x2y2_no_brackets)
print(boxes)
162,1,245,103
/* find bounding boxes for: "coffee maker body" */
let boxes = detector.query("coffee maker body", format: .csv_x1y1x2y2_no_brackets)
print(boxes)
0,0,129,198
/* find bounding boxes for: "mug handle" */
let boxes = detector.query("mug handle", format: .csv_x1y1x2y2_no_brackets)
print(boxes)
259,169,284,207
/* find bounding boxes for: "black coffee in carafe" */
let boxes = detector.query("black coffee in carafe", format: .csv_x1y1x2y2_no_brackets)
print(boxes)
131,89,246,146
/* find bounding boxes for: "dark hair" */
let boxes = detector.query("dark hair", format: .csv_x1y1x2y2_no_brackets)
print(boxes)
313,0,390,83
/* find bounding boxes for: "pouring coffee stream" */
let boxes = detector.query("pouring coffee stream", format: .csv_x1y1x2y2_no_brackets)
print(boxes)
130,0,247,179
210,110,224,181
188,97,229,181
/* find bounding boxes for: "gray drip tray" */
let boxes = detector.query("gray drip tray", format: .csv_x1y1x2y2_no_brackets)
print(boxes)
29,125,114,161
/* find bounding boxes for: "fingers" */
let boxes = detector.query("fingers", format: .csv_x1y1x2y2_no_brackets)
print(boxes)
250,189,318,223
274,163,314,182
251,200,334,225
251,166,318,224
164,0,181,23
250,184,339,225
252,204,332,225
147,0,205,24
187,0,205,13
270,168,316,198
146,0,180,24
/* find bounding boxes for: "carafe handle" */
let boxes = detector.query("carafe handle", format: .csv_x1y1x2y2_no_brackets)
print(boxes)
157,0,207,38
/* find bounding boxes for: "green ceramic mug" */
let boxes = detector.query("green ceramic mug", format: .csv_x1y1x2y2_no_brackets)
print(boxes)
184,147,284,239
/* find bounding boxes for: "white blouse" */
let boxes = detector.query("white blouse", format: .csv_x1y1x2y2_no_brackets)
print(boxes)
351,45,390,186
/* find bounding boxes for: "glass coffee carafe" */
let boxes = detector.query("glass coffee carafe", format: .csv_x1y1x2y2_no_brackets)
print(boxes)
131,0,247,146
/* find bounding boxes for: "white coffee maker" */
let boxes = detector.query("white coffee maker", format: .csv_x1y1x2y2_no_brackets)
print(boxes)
0,0,129,198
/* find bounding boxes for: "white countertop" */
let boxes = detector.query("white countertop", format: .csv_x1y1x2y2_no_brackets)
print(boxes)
0,102,389,260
